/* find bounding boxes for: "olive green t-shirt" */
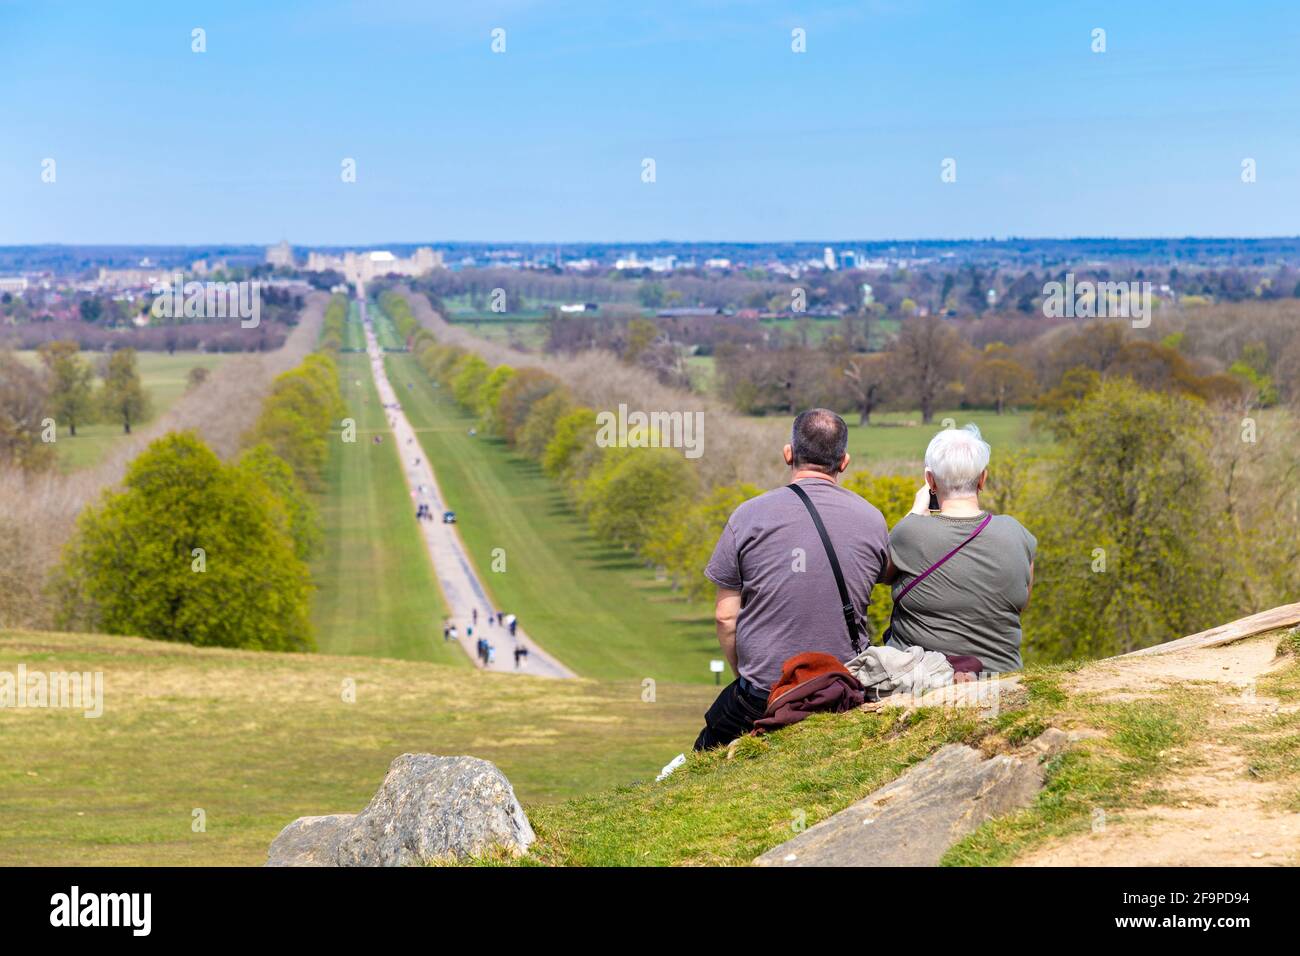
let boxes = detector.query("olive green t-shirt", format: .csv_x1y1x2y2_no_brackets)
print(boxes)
885,512,1036,674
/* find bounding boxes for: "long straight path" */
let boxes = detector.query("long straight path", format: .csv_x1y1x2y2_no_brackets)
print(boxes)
359,297,575,678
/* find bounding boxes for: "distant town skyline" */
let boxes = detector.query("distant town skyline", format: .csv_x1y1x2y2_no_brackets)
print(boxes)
4,0,1300,245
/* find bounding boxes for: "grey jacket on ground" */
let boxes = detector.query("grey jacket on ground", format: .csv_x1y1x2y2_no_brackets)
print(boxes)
846,645,954,700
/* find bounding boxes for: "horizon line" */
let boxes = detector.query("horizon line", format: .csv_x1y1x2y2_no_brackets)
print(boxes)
6,235,1300,249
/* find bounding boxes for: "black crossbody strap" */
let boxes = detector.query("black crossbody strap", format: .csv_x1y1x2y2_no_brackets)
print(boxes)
788,482,862,655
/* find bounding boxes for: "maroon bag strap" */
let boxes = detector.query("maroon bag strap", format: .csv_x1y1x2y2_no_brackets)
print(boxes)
894,512,992,604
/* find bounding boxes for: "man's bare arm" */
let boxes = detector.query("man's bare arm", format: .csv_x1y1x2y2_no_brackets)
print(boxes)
714,587,742,675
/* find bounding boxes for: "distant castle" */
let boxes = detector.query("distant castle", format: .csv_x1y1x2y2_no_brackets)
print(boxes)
266,241,295,269
303,247,444,284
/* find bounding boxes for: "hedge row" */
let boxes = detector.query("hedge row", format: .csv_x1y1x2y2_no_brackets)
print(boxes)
378,291,420,342
406,321,914,635
318,294,349,352
242,353,345,493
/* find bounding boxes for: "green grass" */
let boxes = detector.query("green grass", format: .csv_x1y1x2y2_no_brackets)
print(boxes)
449,311,554,322
526,642,1300,866
367,298,407,351
385,353,720,684
748,407,1050,470
527,705,983,865
447,316,550,349
4,627,1293,867
309,351,460,663
684,354,715,392
755,315,871,344
343,299,366,350
16,350,231,470
0,629,715,865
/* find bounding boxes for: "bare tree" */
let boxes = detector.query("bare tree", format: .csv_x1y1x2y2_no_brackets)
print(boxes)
891,315,962,423
841,352,891,425
0,351,54,471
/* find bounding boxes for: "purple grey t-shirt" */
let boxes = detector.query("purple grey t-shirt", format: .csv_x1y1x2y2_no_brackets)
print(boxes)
704,477,890,693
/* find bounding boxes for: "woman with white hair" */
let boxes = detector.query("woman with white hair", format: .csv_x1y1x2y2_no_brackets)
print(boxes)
882,424,1036,674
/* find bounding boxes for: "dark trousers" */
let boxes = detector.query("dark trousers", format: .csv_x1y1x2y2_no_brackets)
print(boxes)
693,677,769,751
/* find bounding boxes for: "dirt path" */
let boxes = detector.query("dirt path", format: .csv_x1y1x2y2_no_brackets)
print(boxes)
360,298,575,679
1017,633,1299,866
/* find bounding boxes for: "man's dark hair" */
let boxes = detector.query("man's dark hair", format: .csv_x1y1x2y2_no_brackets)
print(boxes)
791,408,849,473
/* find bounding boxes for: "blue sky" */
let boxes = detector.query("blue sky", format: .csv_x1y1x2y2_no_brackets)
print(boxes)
2,0,1299,244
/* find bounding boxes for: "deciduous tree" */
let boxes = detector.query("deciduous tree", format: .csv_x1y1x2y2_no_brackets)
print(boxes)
99,348,152,434
0,351,55,471
1023,379,1229,660
58,432,314,651
891,315,962,424
967,346,1037,414
579,447,698,553
38,340,95,436
840,353,891,425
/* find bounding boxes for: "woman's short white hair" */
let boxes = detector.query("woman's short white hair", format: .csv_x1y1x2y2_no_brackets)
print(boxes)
924,424,991,497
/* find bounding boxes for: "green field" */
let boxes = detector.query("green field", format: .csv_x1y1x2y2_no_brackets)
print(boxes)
684,354,716,392
309,351,459,663
441,311,886,355
0,629,713,865
447,316,550,349
343,299,366,350
16,350,231,470
749,314,898,346
385,353,720,684
749,408,1050,472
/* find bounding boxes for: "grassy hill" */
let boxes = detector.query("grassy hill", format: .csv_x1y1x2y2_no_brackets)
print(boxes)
534,625,1300,865
0,629,715,866
2,622,1294,866
385,352,719,684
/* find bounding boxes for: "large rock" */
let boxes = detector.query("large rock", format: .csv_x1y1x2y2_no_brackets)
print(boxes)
266,755,535,867
336,754,536,865
266,814,355,867
754,729,1072,867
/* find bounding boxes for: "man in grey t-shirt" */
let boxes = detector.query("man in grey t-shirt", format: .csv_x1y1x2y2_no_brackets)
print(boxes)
697,409,889,750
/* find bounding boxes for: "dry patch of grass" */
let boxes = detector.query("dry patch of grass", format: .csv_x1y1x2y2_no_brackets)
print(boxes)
0,629,714,865
954,630,1300,866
